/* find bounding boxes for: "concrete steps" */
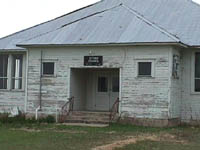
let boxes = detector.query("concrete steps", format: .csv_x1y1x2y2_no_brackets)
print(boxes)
64,111,111,124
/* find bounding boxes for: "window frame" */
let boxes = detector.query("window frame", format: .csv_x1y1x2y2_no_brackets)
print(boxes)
0,54,9,90
191,51,200,94
97,76,109,93
0,53,25,91
11,54,23,90
111,76,119,93
42,60,57,77
135,59,155,78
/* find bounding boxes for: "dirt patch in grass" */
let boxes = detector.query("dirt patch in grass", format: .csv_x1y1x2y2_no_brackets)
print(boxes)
107,131,117,134
92,133,188,150
11,128,41,132
53,130,87,134
11,127,87,134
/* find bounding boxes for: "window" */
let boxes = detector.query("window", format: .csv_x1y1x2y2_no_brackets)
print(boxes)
0,54,24,90
98,77,108,92
138,62,152,76
112,77,119,92
12,55,23,90
195,52,200,92
42,62,55,76
0,55,8,89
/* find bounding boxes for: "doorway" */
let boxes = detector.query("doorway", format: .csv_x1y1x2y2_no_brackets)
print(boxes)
95,71,119,111
70,68,119,112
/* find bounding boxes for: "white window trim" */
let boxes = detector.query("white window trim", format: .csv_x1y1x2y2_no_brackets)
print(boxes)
191,51,200,94
135,59,155,78
11,54,25,91
42,59,57,77
0,53,25,91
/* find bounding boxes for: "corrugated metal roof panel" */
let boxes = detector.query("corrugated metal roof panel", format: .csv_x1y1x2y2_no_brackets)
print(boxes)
18,6,177,46
0,0,121,49
123,0,200,46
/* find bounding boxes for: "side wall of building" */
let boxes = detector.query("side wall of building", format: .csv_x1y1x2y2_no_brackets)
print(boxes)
120,46,171,119
27,45,171,119
181,48,200,123
0,91,25,113
169,47,182,119
0,52,26,113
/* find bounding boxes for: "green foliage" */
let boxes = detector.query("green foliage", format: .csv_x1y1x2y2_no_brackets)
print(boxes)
38,115,55,123
0,113,26,124
0,113,55,124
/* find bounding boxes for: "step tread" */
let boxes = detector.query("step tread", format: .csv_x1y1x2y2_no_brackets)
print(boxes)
72,111,110,114
64,119,110,124
62,111,117,124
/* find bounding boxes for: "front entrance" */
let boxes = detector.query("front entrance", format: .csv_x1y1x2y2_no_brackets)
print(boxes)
70,68,119,112
95,72,119,111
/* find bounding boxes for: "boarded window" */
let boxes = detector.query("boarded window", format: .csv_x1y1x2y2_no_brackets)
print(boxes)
0,55,8,89
43,62,55,75
98,77,108,92
195,53,200,92
138,62,152,76
12,55,23,89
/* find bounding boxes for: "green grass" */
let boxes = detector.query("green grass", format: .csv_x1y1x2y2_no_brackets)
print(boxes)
115,140,200,150
0,123,200,150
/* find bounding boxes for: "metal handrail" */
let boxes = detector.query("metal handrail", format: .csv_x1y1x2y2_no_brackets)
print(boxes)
110,97,120,121
59,96,74,122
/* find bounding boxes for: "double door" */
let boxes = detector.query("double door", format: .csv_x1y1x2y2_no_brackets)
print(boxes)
95,71,119,111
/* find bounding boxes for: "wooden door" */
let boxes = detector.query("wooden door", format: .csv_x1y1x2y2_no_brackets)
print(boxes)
95,71,119,111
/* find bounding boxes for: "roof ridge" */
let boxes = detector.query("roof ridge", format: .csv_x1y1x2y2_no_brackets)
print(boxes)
19,4,123,44
122,4,180,42
0,0,103,41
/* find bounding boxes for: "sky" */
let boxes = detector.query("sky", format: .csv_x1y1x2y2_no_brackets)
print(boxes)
0,0,200,38
0,0,99,38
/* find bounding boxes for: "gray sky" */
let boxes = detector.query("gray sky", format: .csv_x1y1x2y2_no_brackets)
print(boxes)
0,0,200,38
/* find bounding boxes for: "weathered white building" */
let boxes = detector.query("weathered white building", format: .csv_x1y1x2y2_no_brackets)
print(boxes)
1,0,200,126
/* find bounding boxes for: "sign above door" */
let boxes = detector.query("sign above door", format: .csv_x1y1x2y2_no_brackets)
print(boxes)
84,56,103,66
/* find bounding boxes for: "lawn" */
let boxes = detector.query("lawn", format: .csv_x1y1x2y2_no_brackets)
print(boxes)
0,123,200,150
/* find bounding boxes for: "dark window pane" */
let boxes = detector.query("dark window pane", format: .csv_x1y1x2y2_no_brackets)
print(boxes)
98,77,108,92
138,62,152,76
12,78,22,90
43,62,54,75
195,53,200,78
0,55,8,89
0,55,8,77
195,79,200,92
112,77,119,92
0,78,7,89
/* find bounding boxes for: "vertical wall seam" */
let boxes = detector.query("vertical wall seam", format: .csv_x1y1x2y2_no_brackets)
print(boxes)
24,50,29,113
168,47,173,119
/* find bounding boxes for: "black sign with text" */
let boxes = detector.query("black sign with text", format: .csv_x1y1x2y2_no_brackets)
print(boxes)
84,56,103,66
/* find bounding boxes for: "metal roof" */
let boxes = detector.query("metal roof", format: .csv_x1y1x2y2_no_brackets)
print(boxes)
122,0,200,46
0,0,120,49
18,5,179,46
1,0,200,50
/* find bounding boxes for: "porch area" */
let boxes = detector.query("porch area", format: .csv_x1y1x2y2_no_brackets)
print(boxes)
59,68,120,124
70,68,120,112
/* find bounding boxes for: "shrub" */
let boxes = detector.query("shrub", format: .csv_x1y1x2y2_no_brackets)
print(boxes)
0,113,55,124
38,115,55,123
0,113,26,124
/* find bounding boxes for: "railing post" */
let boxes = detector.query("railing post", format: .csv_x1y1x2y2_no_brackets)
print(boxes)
58,96,74,123
110,97,120,122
